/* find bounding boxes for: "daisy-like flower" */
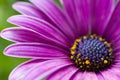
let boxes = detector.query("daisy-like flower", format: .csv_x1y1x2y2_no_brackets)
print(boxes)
1,0,120,80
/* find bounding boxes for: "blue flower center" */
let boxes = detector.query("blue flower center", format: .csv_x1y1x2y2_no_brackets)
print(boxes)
70,34,114,72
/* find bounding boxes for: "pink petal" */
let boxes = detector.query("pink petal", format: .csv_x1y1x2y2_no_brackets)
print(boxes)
101,68,120,80
91,0,115,36
60,0,81,37
8,15,71,48
13,2,48,19
83,72,99,80
1,27,48,43
74,0,91,36
46,65,78,80
30,0,76,41
9,59,47,80
9,59,72,80
70,71,84,80
4,43,69,59
103,1,120,40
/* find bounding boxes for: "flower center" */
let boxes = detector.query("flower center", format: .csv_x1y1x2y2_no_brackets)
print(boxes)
70,34,114,72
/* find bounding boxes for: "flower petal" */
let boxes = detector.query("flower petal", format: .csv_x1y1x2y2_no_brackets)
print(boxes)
112,40,120,54
83,72,99,80
70,71,99,80
9,59,72,80
1,28,68,49
103,1,120,41
13,2,47,20
1,27,46,42
111,40,120,53
46,65,78,80
8,15,71,48
30,0,76,41
101,68,120,80
112,60,120,67
114,52,120,60
4,43,69,59
9,59,46,80
91,0,115,36
60,0,80,37
96,73,105,80
70,71,84,80
73,0,91,36
61,0,115,37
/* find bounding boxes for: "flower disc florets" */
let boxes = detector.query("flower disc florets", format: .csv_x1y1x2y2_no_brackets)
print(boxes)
70,34,114,72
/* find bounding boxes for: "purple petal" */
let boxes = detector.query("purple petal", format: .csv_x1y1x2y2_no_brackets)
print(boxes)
91,0,115,36
111,40,120,52
8,15,71,48
9,59,46,80
1,28,68,49
112,40,120,54
60,0,80,37
114,52,120,60
82,72,99,80
103,1,120,41
13,2,55,26
96,73,105,80
30,0,76,41
112,60,120,68
46,65,78,80
13,2,47,20
70,71,84,80
4,43,69,59
1,27,48,43
101,68,120,80
71,72,99,80
109,67,120,76
9,59,73,80
73,0,91,36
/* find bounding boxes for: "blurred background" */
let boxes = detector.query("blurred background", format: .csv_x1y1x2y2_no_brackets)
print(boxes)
0,0,28,80
0,0,59,80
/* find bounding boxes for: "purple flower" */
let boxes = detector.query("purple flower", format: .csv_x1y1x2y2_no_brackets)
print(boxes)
1,0,120,80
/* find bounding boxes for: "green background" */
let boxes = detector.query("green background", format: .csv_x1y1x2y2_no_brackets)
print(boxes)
0,0,28,80
0,0,60,80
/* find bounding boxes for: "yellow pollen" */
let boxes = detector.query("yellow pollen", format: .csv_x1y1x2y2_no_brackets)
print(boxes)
83,62,85,64
109,48,113,52
76,39,81,42
80,66,83,68
79,62,82,64
70,56,74,59
99,37,103,41
76,54,81,58
93,34,97,38
104,60,108,64
83,36,87,39
85,60,90,65
71,45,76,50
71,51,75,55
90,35,94,38
78,59,81,61
104,42,111,47
75,60,78,64
109,52,112,56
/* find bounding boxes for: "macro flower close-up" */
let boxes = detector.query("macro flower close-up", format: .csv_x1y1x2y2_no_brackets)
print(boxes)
1,0,120,80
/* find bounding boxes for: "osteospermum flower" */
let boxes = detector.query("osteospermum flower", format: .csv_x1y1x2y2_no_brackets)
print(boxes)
1,0,120,79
